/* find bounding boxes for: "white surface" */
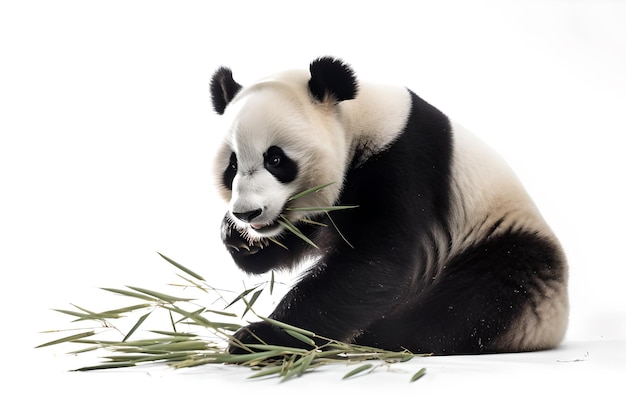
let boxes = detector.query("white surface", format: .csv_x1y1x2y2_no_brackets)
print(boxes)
19,339,625,416
1,1,625,415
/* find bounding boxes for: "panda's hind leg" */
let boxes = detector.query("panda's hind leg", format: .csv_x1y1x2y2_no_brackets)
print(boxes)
354,231,568,355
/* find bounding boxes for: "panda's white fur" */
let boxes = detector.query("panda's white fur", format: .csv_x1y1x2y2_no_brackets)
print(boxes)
447,122,569,350
210,57,568,355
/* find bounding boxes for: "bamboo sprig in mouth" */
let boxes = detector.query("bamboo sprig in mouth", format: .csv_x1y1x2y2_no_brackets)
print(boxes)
37,253,428,382
274,182,358,249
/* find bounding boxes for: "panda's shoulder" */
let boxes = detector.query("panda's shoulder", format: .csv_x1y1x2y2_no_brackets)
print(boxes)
340,83,414,162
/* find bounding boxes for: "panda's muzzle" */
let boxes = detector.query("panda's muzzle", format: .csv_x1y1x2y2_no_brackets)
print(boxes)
232,208,283,235
232,208,263,223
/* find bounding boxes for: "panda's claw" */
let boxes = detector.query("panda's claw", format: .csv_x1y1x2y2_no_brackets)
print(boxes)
226,243,240,252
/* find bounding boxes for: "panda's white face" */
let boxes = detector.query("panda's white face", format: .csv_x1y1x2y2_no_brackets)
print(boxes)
214,71,349,242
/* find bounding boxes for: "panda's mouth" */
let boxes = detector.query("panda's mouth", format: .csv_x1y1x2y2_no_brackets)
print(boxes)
247,204,291,235
250,221,282,234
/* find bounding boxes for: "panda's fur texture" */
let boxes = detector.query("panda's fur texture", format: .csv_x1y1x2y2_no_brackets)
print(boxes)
210,57,569,355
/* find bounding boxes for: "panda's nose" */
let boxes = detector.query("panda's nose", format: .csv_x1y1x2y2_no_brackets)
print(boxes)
233,208,262,223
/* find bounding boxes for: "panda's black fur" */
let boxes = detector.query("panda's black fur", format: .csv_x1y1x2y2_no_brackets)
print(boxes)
210,57,568,355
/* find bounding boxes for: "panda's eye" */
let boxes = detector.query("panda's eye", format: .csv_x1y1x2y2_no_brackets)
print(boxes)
222,152,237,190
264,146,285,169
229,152,238,171
267,154,281,167
264,146,298,184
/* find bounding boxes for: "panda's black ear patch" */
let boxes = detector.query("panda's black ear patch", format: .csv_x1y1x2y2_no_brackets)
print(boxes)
309,57,358,103
210,66,242,115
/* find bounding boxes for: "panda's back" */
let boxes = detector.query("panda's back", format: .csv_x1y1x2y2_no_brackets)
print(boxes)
340,85,569,352
343,83,558,251
447,121,557,252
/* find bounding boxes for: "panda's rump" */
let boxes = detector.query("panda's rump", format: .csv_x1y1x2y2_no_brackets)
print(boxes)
441,227,568,353
354,227,568,354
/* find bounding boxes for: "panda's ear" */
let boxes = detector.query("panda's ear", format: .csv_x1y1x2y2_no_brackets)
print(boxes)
308,57,358,103
210,66,242,115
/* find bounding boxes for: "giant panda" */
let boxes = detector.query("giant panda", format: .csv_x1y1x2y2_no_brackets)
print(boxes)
210,56,569,355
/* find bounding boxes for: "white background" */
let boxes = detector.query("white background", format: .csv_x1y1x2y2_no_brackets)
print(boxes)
1,0,625,415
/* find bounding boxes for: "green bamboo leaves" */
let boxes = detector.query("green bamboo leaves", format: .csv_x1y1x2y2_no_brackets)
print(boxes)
410,367,427,382
36,331,97,349
279,182,358,250
38,254,428,383
342,363,374,379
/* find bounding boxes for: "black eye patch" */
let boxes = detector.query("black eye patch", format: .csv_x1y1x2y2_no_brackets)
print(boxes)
222,151,237,190
264,146,298,183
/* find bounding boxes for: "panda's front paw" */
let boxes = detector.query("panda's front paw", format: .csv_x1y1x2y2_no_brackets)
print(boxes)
221,214,266,256
227,321,312,354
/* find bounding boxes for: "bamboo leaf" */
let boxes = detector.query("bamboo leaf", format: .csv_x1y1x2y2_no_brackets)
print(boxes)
122,311,151,342
172,357,219,369
248,365,284,379
102,287,158,302
149,330,198,337
285,329,317,347
158,252,206,281
74,362,136,372
410,367,427,382
52,309,97,321
241,344,309,354
164,305,241,331
53,305,122,322
258,316,316,338
36,331,96,348
343,363,374,379
142,340,209,352
54,304,150,322
287,183,334,201
225,285,262,309
202,308,238,318
126,286,194,303
169,308,177,333
286,205,358,212
70,304,101,316
299,218,327,227
106,337,193,347
172,274,209,293
280,353,316,382
326,211,354,249
242,288,264,318
278,217,319,249
295,353,315,378
216,351,287,364
100,304,153,316
268,237,289,250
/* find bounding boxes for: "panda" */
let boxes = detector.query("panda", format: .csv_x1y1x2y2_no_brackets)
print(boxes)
210,56,569,355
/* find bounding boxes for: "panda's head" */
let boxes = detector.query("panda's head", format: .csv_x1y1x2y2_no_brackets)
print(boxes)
211,57,358,242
